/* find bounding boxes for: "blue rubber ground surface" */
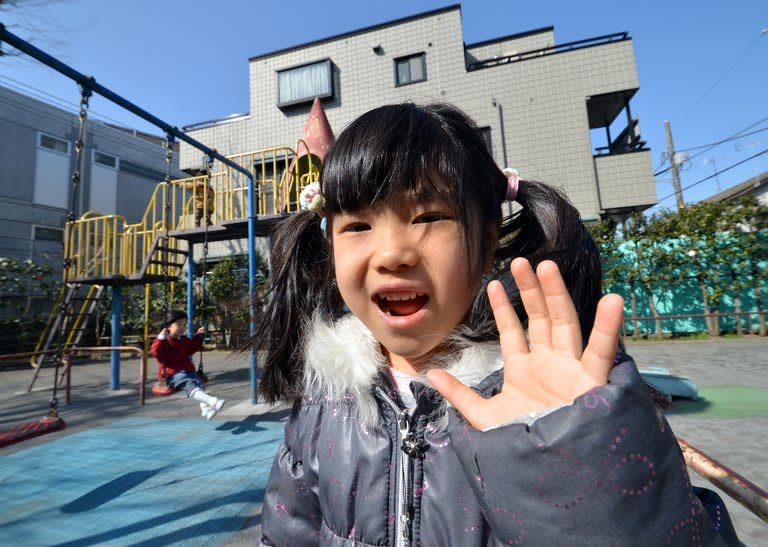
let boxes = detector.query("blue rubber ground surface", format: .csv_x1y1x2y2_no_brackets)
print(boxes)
0,416,285,546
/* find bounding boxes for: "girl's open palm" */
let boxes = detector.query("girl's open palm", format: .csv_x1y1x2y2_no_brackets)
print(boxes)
427,258,624,430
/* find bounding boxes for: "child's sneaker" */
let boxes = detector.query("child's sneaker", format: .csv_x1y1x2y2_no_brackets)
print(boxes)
204,398,226,420
199,402,210,417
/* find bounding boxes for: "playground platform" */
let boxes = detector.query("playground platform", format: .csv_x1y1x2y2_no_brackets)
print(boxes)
1,339,767,546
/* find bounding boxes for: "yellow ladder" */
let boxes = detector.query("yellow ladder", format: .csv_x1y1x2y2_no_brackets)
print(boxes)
30,283,104,371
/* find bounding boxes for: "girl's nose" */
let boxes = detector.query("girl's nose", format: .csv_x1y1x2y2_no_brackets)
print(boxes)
372,226,419,271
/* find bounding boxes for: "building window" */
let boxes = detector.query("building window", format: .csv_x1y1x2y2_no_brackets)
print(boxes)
38,133,70,155
93,151,118,169
277,59,333,107
395,53,427,86
33,226,64,243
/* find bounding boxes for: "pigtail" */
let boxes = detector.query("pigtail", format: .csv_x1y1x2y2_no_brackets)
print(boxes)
465,179,602,345
245,212,340,402
502,179,602,341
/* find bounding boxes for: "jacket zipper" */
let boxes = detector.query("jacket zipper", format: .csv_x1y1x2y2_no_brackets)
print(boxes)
380,391,413,547
396,408,412,547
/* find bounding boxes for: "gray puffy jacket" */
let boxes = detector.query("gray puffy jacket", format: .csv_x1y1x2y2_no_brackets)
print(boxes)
261,316,728,546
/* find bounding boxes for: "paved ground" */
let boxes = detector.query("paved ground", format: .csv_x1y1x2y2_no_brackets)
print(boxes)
625,337,768,546
0,338,765,545
0,349,286,546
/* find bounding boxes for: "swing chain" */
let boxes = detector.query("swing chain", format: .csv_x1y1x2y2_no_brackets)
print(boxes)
69,85,92,222
162,134,175,301
197,155,214,377
50,84,91,418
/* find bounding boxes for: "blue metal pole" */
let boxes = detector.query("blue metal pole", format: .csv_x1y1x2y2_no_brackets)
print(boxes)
110,286,122,390
187,243,195,337
0,24,252,182
247,174,258,404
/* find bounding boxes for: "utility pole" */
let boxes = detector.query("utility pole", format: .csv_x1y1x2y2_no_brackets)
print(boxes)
664,120,684,209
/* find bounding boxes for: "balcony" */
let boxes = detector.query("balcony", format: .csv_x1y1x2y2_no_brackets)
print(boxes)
594,149,657,213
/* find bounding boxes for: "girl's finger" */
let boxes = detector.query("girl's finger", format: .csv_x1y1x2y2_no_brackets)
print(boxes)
580,293,624,383
510,258,551,349
536,260,582,357
426,369,490,429
487,280,528,359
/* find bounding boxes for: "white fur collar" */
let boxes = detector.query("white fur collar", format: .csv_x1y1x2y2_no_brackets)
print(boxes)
303,314,503,423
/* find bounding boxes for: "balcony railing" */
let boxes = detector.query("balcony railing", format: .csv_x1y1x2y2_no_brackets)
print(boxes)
467,32,629,71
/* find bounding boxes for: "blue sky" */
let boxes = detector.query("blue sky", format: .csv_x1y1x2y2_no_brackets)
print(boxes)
1,0,766,210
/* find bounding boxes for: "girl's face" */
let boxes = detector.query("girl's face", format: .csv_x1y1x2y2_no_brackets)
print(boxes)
332,193,485,374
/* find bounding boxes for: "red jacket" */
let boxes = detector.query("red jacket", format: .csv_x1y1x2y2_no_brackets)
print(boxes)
151,333,203,380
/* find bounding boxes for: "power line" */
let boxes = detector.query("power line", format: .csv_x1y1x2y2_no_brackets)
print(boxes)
654,117,768,176
679,126,768,154
675,29,767,129
0,73,150,131
0,93,185,175
652,28,766,174
655,146,768,204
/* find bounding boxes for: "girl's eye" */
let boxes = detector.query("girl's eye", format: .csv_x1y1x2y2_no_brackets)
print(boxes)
414,213,451,224
342,222,371,233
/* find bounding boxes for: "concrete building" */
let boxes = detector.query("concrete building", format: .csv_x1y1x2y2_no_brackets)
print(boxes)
0,84,182,271
181,3,657,222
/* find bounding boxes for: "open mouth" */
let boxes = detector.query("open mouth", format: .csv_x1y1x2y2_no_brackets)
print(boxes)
375,292,429,317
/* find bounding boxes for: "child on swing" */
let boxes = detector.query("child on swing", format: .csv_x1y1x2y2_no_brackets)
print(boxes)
251,103,734,545
151,310,225,420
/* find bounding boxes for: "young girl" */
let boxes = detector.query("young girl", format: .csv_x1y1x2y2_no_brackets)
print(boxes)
151,310,225,420
250,103,731,545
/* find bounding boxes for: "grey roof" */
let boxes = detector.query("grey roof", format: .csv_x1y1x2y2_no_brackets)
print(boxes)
704,171,768,202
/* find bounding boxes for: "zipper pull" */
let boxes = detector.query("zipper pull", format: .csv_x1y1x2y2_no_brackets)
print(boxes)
398,408,409,433
399,408,429,459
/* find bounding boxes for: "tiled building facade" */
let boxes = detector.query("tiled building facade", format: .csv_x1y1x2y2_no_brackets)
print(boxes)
182,4,657,221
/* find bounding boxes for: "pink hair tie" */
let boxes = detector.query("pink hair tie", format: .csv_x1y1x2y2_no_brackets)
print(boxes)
502,167,520,201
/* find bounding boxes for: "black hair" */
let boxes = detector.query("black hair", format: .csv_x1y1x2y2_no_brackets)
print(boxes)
246,102,602,403
164,310,188,328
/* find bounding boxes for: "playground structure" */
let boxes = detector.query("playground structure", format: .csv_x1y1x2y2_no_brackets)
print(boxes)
63,141,320,285
32,140,319,382
0,23,326,418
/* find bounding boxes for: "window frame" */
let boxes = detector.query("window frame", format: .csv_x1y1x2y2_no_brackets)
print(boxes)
32,225,64,243
394,53,427,87
37,132,70,156
93,150,119,170
276,58,334,108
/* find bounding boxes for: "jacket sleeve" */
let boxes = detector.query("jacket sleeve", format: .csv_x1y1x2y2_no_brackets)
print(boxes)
150,335,163,359
447,358,730,546
150,336,170,379
189,333,203,354
261,400,323,546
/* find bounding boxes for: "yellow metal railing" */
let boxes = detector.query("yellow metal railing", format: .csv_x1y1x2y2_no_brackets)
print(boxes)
64,143,319,282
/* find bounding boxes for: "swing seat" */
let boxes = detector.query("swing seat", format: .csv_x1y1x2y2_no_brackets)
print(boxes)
0,416,66,448
151,382,176,396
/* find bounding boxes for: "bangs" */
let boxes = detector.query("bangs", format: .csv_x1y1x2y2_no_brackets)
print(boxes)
319,103,507,276
320,104,463,214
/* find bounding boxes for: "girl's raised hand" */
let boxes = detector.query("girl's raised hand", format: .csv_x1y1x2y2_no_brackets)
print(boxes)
427,257,624,431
